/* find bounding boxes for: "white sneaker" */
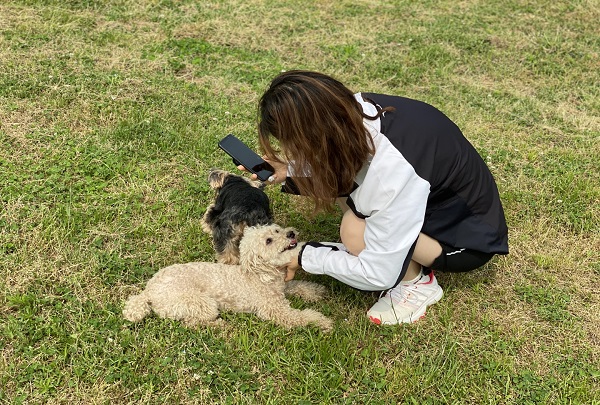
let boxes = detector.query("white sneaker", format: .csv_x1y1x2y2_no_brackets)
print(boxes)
367,271,443,325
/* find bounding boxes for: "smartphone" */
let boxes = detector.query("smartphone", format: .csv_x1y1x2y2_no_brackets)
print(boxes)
218,134,275,181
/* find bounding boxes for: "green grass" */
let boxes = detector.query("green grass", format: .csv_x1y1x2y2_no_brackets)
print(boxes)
1,0,599,403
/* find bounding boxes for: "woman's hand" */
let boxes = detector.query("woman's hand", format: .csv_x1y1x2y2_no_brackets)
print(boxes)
237,157,287,184
283,255,301,281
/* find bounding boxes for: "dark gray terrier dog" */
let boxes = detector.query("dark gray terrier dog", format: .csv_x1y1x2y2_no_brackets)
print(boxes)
201,169,274,264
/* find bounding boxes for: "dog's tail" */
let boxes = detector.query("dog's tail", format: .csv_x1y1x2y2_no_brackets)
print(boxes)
122,293,152,322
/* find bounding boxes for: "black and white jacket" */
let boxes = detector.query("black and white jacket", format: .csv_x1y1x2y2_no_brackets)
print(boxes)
296,93,508,291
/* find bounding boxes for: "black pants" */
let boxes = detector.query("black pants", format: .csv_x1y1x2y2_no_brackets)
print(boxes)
426,242,494,273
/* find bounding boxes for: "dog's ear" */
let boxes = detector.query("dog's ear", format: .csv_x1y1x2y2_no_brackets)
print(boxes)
239,226,282,279
238,226,257,266
239,227,264,264
207,169,229,189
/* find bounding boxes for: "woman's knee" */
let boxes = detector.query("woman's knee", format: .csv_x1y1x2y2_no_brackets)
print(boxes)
339,210,366,256
412,233,443,267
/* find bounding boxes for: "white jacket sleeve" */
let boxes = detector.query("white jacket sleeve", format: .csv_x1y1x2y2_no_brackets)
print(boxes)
299,137,430,291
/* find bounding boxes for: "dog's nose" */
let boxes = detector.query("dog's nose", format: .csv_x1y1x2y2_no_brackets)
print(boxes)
287,231,296,239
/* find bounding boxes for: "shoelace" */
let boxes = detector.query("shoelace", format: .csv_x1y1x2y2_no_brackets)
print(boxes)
385,274,426,304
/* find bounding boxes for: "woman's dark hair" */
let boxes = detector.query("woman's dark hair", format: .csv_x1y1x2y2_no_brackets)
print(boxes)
258,70,391,211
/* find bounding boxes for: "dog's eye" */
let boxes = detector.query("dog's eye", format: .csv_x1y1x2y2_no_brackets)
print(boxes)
266,238,273,245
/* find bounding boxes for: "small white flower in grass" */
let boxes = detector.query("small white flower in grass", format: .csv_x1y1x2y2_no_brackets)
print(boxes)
557,200,563,203
225,111,230,115
193,373,201,380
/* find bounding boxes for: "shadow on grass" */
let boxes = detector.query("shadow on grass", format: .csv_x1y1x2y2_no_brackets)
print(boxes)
436,262,499,293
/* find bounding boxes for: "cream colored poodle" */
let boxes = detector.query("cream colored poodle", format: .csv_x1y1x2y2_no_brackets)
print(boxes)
123,224,333,332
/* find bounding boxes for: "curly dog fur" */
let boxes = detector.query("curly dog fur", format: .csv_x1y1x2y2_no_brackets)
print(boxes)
123,224,333,332
201,169,273,264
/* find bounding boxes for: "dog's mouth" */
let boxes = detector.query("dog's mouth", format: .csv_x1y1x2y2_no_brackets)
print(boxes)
282,239,298,252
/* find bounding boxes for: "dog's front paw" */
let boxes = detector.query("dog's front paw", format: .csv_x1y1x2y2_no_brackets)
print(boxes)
285,280,328,302
302,309,333,333
317,316,334,333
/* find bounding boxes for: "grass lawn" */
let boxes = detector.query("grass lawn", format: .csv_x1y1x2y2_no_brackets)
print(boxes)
0,0,598,403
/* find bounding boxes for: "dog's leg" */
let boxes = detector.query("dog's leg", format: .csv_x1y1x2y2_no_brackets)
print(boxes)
123,293,152,322
284,280,328,302
201,204,217,234
215,222,245,265
217,238,241,264
256,300,333,333
151,293,220,327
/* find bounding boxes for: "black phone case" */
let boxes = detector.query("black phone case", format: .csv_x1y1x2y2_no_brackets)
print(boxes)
218,134,274,181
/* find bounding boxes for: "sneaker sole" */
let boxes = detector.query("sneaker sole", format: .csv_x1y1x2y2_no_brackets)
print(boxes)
369,287,444,325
